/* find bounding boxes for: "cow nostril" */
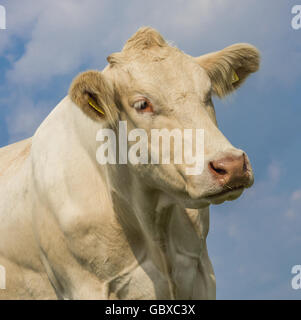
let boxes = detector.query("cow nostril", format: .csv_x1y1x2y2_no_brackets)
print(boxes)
209,153,251,188
242,153,247,172
209,161,227,176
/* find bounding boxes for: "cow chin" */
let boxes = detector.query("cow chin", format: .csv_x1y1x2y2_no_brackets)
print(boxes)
180,179,246,208
180,187,245,208
206,187,245,205
140,165,247,209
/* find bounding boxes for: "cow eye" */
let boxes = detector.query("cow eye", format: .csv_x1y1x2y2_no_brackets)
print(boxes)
133,98,153,113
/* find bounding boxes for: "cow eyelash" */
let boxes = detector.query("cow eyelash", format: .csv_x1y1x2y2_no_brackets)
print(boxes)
133,98,154,113
133,100,148,110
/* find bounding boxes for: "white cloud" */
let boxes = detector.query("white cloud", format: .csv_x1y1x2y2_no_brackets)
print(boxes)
0,0,45,54
285,209,296,220
5,96,51,143
284,189,301,221
6,0,111,85
1,1,300,144
268,161,281,184
209,158,301,299
2,0,299,88
4,0,223,85
228,223,239,238
291,189,301,201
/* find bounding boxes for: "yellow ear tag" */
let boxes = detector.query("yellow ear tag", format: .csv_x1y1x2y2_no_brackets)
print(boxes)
231,70,240,84
88,98,105,116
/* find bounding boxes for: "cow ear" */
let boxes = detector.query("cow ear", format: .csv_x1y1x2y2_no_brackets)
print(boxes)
195,43,260,98
69,70,118,124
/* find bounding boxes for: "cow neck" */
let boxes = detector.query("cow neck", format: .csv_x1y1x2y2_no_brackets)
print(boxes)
101,163,178,298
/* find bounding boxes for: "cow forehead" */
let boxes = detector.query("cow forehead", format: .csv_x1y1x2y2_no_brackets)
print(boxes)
114,50,211,97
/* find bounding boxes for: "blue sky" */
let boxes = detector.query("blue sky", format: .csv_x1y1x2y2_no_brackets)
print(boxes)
0,0,300,299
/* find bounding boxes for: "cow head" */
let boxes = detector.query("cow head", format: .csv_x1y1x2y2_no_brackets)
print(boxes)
69,27,260,209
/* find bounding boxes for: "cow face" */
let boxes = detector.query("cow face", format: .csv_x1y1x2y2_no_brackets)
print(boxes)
69,27,260,208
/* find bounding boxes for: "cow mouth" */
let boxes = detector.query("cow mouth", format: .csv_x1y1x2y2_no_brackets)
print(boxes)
206,185,245,204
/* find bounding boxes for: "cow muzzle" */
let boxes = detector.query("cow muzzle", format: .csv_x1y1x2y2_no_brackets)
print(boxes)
206,152,254,204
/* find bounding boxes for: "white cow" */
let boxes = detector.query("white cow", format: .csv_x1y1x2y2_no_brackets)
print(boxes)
0,27,260,300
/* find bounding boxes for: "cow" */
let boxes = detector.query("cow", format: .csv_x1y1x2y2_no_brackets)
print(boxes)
0,27,260,300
